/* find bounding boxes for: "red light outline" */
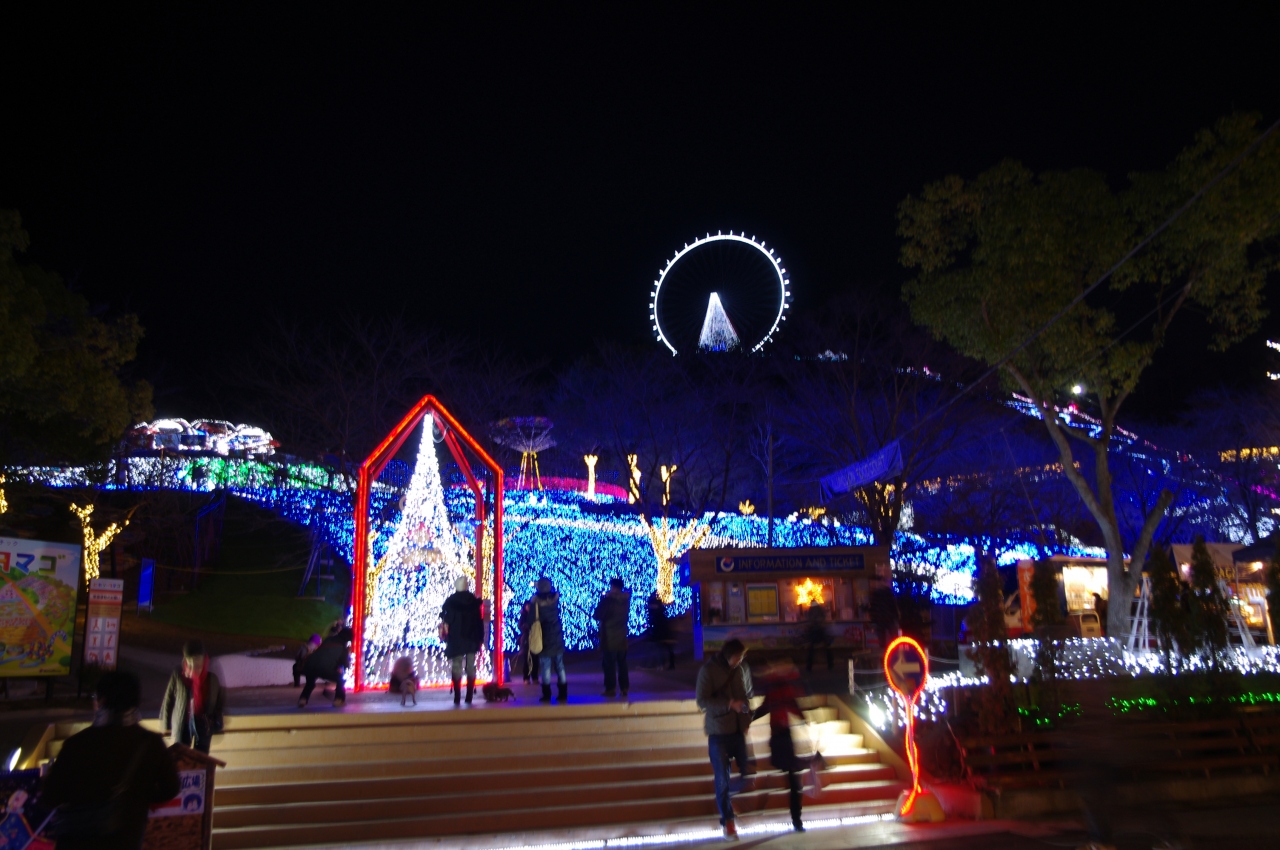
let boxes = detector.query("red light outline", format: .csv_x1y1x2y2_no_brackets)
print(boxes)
352,396,505,691
883,635,928,816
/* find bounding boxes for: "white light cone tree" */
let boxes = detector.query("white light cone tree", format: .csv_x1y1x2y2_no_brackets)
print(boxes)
698,292,741,352
363,425,490,687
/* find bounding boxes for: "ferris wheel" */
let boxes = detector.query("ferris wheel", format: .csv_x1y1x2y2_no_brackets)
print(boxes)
649,231,792,355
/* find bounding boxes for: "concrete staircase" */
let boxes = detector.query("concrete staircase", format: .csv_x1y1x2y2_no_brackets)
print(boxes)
43,695,904,849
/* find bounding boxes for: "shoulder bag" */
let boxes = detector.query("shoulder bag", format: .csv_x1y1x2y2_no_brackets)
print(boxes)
528,601,544,655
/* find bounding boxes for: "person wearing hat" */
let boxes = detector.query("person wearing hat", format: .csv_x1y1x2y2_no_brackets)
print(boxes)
532,577,567,702
593,577,631,698
160,640,225,754
441,574,484,705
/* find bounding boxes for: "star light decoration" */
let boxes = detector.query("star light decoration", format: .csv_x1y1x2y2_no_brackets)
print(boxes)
361,426,490,688
795,577,825,607
69,503,129,584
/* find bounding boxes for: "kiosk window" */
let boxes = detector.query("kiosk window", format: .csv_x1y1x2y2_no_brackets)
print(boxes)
747,583,780,621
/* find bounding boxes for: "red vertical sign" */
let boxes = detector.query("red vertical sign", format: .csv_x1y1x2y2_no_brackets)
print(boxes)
85,578,124,669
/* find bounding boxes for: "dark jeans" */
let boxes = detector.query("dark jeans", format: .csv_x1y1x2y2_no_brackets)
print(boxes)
300,668,345,702
539,652,566,685
708,731,751,825
603,650,629,693
806,634,833,671
177,714,213,754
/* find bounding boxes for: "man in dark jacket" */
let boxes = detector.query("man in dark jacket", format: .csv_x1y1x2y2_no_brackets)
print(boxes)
531,577,567,703
442,575,484,705
695,638,755,841
593,578,631,697
42,670,180,850
298,623,353,708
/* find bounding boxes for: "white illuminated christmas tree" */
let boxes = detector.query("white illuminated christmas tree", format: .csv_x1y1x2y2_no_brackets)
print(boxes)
698,292,740,352
364,423,485,686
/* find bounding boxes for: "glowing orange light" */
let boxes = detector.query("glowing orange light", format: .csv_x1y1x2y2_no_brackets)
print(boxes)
795,577,825,607
883,635,929,817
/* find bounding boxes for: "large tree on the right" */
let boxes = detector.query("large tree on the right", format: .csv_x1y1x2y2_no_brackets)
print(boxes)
898,114,1280,637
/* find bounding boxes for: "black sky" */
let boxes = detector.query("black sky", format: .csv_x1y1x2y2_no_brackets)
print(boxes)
4,5,1280,419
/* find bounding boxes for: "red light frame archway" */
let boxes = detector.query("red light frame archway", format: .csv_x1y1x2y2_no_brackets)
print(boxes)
351,395,504,691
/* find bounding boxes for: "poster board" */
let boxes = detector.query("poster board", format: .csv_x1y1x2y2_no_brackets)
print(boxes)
85,578,124,669
0,537,81,677
144,744,224,850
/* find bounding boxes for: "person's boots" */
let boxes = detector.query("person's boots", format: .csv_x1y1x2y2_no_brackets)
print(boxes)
452,677,462,706
557,682,568,703
539,684,552,703
465,676,475,704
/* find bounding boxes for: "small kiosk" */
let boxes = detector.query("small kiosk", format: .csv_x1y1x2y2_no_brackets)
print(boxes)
688,546,892,658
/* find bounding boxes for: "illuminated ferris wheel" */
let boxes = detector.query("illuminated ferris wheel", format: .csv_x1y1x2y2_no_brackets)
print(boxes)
649,231,792,355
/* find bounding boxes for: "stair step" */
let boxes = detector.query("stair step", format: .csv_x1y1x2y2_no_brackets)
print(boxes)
215,761,898,810
211,781,904,849
803,706,839,724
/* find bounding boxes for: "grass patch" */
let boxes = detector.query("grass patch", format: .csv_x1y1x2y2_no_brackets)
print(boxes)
150,498,349,642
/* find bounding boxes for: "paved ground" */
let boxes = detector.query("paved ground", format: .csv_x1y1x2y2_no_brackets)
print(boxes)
295,796,1280,850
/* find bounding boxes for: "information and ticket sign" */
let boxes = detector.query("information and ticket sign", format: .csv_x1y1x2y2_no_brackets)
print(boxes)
0,537,81,677
85,578,124,670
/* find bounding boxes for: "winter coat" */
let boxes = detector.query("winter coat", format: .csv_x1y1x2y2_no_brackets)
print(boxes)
758,672,809,772
42,720,181,850
696,654,754,736
442,590,484,657
160,667,225,747
526,590,565,656
306,627,353,675
593,589,631,652
648,592,673,643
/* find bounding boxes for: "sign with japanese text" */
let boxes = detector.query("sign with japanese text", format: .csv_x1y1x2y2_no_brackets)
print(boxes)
85,578,124,669
0,537,81,677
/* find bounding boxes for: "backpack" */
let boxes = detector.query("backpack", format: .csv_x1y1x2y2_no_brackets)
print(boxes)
528,600,544,655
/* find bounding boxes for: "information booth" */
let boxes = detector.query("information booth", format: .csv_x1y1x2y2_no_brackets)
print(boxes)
688,546,891,659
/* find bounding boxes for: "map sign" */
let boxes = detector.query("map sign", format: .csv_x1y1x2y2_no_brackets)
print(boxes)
0,538,81,677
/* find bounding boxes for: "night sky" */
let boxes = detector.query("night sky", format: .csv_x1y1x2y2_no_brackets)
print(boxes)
5,6,1279,419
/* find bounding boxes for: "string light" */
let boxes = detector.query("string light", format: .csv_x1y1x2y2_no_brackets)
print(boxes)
795,577,825,607
660,465,677,506
641,514,710,605
626,454,641,504
584,455,598,499
0,474,7,514
362,427,490,688
697,292,741,352
738,500,755,515
69,504,129,584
